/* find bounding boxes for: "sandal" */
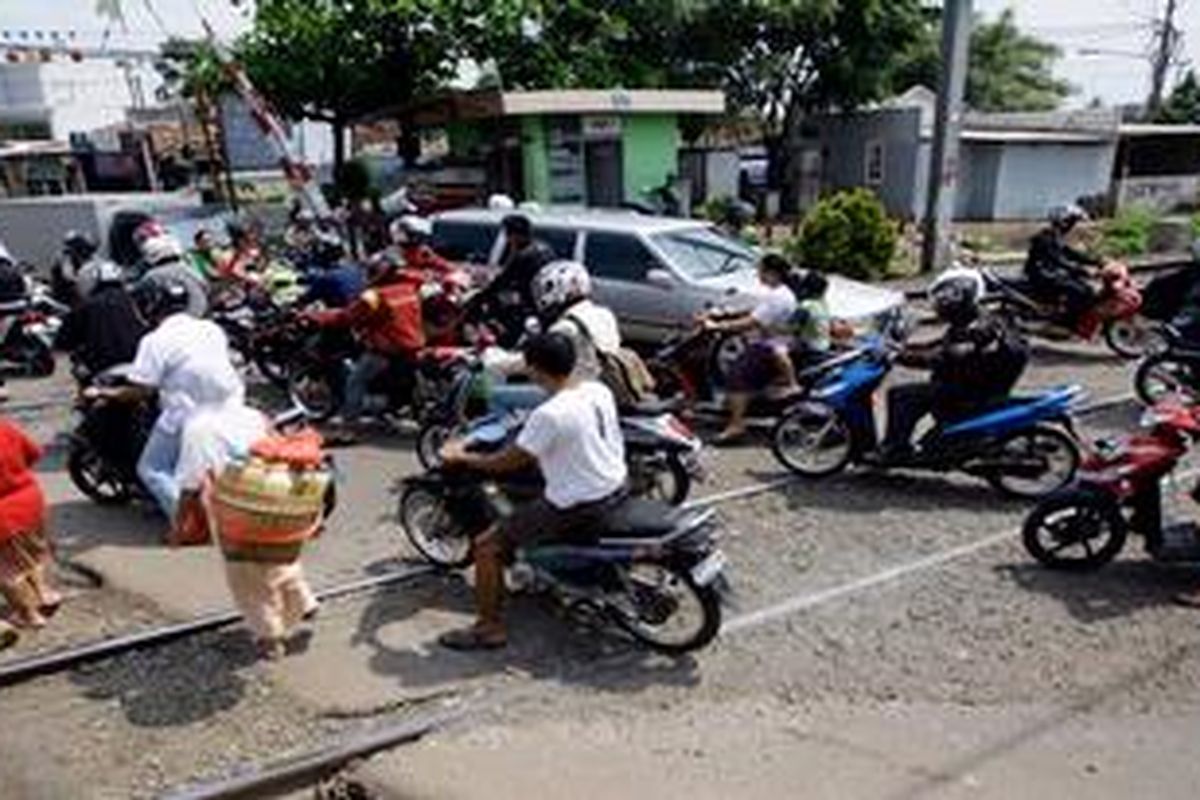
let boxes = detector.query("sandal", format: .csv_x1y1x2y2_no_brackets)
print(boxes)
712,431,749,447
438,626,507,651
0,622,17,651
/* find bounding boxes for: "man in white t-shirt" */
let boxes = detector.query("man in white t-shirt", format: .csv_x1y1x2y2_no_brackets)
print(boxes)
699,253,801,443
88,280,243,522
438,332,628,650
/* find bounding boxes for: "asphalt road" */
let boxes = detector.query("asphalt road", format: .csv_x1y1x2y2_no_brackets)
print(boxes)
2,340,1199,799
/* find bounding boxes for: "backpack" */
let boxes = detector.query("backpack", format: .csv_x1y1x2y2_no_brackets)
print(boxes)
564,315,656,408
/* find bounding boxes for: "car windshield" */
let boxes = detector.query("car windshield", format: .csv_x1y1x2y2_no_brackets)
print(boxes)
650,227,757,279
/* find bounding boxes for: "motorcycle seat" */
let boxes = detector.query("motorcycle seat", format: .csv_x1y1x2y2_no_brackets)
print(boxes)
624,396,682,416
599,498,680,538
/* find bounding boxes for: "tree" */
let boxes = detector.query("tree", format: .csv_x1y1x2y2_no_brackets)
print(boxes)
1156,70,1200,124
679,0,929,209
156,38,237,205
455,0,690,90
894,8,1072,112
236,0,459,183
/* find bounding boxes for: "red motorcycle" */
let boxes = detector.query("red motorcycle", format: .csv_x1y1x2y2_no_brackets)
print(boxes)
1022,401,1200,570
985,262,1153,359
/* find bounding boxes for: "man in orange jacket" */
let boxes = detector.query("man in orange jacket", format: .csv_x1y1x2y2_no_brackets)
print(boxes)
308,261,426,440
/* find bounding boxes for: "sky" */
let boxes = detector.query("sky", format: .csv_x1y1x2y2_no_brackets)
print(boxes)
0,0,1196,108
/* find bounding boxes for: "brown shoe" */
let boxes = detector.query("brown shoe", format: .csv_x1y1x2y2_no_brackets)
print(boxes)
438,625,507,651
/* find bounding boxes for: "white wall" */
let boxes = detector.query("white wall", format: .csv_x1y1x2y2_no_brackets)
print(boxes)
0,60,161,140
993,142,1115,220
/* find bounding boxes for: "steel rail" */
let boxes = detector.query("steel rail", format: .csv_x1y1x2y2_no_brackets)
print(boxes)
0,564,433,689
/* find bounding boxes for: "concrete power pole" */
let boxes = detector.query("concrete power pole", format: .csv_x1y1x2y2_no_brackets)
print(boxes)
1146,0,1181,118
921,0,973,274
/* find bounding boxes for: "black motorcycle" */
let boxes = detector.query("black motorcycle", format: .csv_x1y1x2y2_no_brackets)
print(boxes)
1134,325,1200,405
0,301,56,378
67,366,157,505
398,419,725,654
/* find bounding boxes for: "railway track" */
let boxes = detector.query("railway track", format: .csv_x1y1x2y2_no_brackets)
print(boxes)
0,389,1144,798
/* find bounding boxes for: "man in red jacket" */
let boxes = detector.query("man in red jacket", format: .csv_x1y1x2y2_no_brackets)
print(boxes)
308,262,426,441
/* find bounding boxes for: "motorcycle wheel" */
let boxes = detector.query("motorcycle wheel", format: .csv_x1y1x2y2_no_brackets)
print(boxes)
415,422,457,470
398,484,473,569
627,452,692,506
1134,353,1200,406
253,352,291,388
67,444,133,506
608,561,721,654
1022,489,1127,571
287,363,340,422
1103,317,1160,360
770,401,854,478
707,334,746,390
985,426,1080,499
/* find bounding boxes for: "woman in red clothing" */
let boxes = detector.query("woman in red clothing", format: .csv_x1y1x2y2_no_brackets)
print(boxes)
0,416,60,631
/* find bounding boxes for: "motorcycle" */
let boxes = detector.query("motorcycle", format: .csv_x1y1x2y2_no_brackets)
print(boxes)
1134,325,1200,406
68,369,339,515
769,336,1084,498
416,370,706,506
983,262,1152,359
213,291,307,388
67,365,157,505
397,418,726,654
1022,401,1200,570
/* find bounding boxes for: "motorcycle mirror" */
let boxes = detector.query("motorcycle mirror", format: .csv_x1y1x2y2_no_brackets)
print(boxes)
646,269,676,290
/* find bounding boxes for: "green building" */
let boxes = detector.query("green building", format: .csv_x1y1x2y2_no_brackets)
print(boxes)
411,89,726,207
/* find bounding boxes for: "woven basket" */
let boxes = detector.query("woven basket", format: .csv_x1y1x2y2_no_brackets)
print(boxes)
211,460,330,563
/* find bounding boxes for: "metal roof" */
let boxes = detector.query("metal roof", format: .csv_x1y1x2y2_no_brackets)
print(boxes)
1119,123,1200,137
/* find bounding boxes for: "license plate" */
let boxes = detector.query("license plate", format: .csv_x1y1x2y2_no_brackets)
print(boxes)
691,550,726,586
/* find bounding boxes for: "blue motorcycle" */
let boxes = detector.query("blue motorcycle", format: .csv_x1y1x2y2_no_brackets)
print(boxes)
769,340,1085,498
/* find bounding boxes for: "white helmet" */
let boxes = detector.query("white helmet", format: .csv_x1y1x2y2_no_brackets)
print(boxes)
1049,203,1088,228
929,266,985,323
389,215,432,245
487,193,515,211
140,234,184,266
533,260,592,313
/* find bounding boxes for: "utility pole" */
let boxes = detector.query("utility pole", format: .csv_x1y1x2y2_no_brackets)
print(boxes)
921,0,973,274
1146,0,1181,118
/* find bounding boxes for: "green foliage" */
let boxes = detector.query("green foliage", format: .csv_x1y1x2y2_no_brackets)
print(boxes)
787,190,898,281
1156,70,1200,125
335,159,373,202
461,0,690,89
237,0,457,126
1098,206,1159,259
681,0,928,134
892,8,1072,112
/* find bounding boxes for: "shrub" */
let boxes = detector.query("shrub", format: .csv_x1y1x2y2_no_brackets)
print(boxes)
1098,205,1158,258
786,189,898,281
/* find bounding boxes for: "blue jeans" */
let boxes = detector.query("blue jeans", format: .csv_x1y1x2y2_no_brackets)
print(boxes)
342,352,390,421
137,422,182,519
487,383,547,416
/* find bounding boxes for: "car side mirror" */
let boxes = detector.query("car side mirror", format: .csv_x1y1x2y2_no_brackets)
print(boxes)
646,268,676,289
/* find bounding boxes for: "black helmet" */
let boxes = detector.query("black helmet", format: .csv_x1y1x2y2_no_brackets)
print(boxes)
790,269,828,301
63,231,97,261
313,234,346,267
134,279,190,322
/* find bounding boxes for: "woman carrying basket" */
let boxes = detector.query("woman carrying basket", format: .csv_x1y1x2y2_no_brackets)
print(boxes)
174,396,326,660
